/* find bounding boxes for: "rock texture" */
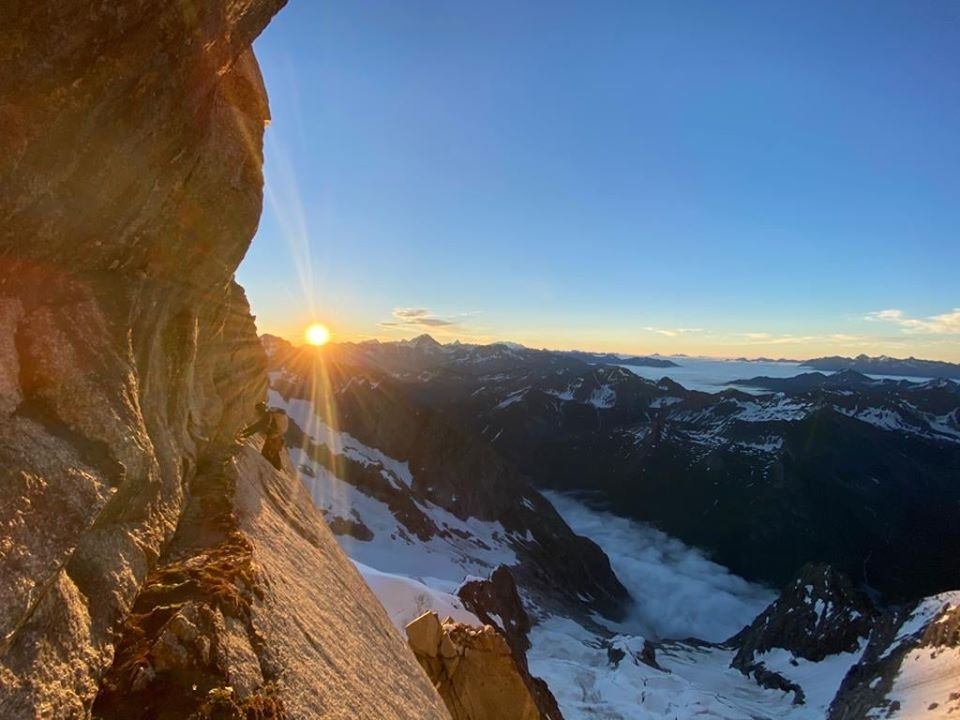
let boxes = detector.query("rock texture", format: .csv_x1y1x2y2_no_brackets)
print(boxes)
0,2,450,718
729,564,875,705
731,564,875,667
407,612,543,720
828,592,960,719
93,445,449,719
458,567,564,720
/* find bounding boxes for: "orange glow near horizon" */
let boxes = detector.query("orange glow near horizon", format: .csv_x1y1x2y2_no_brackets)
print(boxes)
254,320,960,364
304,323,331,346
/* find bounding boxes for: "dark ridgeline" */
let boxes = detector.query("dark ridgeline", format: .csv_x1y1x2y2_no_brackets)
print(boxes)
274,336,960,604
803,353,960,380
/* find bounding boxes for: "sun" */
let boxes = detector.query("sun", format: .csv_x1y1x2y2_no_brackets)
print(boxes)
305,323,331,346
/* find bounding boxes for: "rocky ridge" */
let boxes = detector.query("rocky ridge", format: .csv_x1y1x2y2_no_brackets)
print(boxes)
458,567,563,720
828,592,960,719
407,612,541,720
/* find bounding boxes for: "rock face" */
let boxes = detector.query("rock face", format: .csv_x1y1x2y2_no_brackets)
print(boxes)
730,564,875,704
406,612,543,720
458,567,564,720
93,446,449,719
731,564,875,667
0,2,450,718
828,592,960,719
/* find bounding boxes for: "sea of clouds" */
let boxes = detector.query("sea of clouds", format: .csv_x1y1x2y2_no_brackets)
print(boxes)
544,491,776,643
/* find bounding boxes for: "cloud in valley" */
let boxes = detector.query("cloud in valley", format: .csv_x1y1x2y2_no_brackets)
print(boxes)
545,491,774,642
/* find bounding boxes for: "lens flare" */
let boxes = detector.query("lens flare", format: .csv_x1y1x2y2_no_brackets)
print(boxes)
305,323,331,346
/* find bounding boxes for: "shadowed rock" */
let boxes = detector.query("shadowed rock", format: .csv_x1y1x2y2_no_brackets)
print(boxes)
730,564,875,669
828,593,960,719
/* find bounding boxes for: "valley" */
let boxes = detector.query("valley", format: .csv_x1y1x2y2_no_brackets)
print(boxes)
264,334,960,719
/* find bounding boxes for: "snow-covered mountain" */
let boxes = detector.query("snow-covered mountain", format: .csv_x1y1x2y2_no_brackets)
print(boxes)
262,335,960,719
272,335,960,601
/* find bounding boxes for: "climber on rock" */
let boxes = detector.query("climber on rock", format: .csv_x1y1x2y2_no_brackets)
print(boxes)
241,401,289,470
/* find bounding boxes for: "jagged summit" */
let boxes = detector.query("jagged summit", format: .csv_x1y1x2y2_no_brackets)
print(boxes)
730,564,875,666
401,332,443,349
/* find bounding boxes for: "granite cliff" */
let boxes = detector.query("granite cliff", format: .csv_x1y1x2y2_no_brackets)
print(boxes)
0,2,448,717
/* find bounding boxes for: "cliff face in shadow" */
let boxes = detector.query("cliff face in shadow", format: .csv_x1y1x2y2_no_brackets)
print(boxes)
0,2,449,718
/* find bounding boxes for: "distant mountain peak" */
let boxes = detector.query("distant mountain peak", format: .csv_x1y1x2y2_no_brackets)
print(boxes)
405,333,442,349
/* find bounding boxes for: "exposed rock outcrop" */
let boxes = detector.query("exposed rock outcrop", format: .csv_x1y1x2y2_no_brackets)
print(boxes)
458,567,563,720
0,2,451,717
731,564,875,667
406,612,543,720
828,592,960,719
458,566,532,657
729,564,875,704
94,445,449,719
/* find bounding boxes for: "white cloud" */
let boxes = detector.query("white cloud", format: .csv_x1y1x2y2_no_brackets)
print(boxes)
642,327,704,338
380,307,459,329
866,308,960,335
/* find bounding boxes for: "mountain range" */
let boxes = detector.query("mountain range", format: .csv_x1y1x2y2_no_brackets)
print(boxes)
262,333,960,719
801,354,960,380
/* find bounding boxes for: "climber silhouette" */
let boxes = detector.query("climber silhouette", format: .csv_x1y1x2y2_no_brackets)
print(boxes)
241,401,288,470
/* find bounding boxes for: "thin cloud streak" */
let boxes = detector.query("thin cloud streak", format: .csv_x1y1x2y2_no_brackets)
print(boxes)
642,327,704,338
866,308,960,335
379,307,471,331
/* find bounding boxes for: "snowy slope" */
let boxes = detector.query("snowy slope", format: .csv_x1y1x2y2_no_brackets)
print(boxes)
276,380,870,718
270,387,519,587
262,347,960,720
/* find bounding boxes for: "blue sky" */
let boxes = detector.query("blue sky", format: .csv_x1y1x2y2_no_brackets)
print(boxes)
239,0,960,360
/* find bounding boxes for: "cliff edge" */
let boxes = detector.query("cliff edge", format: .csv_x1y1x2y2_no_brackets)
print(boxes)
0,1,448,717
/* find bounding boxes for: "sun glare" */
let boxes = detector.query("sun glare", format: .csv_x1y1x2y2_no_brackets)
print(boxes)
305,323,331,346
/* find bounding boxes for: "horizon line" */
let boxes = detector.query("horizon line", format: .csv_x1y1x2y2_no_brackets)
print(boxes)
263,330,958,367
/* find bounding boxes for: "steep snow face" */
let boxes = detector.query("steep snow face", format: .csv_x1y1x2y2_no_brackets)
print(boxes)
879,645,960,718
830,592,960,719
876,593,960,719
270,386,414,489
290,446,517,578
269,389,519,585
352,561,481,630
589,385,617,409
